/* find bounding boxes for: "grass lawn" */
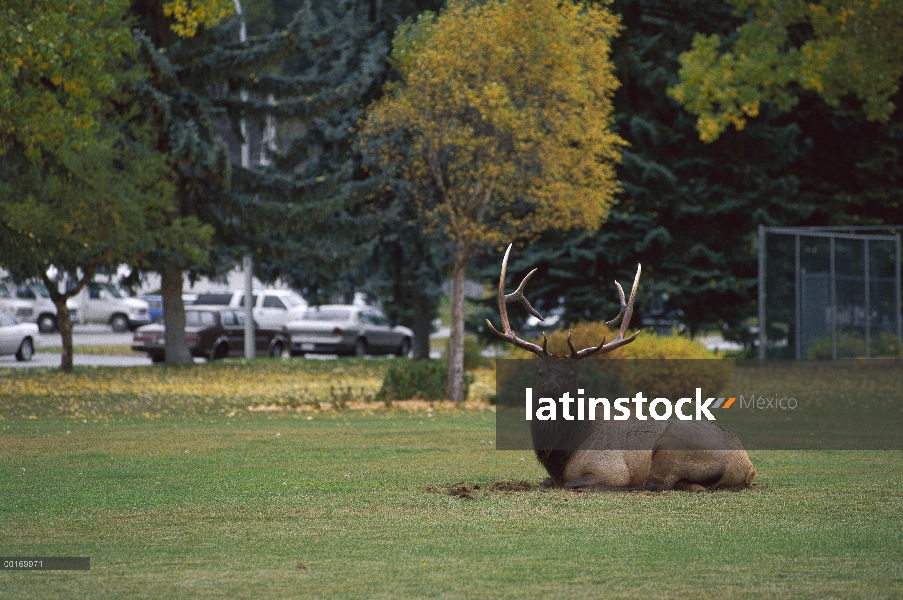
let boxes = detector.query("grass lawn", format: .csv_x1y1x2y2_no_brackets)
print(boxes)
1,359,901,598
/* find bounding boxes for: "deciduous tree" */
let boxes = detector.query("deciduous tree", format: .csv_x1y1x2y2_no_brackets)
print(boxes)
0,0,213,370
360,0,625,400
669,0,903,142
0,0,134,159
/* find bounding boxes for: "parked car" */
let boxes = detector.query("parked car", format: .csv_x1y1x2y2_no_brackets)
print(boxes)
140,295,163,323
0,279,79,333
131,305,290,363
286,305,412,357
0,310,39,361
191,289,308,329
72,281,150,331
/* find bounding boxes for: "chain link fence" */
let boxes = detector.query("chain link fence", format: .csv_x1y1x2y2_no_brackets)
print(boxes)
758,226,902,359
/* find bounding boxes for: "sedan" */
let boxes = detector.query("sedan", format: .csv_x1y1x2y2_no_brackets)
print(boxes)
131,305,290,363
286,305,412,357
0,310,39,361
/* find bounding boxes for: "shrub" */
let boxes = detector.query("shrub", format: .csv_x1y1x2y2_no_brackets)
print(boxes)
806,331,902,359
873,331,903,358
509,321,732,398
376,359,473,402
805,332,864,359
442,335,489,370
510,321,719,360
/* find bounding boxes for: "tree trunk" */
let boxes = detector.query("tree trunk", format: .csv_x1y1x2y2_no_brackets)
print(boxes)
411,286,432,360
161,261,193,365
445,259,468,401
41,271,86,373
53,297,74,372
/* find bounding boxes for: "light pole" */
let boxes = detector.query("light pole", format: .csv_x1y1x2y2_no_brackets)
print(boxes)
233,0,255,359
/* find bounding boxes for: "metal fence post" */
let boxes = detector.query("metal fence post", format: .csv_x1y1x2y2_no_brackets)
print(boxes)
830,236,836,359
759,225,766,361
864,238,870,358
896,233,902,345
795,234,801,360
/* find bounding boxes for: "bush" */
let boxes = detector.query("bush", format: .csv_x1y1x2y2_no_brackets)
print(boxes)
511,321,719,360
376,359,473,402
443,335,489,370
509,321,732,398
873,331,903,358
805,331,902,359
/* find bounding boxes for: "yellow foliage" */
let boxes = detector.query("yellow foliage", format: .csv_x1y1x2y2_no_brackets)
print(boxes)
511,321,718,360
163,0,235,38
671,0,903,141
510,321,732,399
360,0,625,250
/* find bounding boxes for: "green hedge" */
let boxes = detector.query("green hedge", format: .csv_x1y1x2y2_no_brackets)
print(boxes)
376,359,473,402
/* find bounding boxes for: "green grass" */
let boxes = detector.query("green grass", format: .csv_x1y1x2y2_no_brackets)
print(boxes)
1,360,901,598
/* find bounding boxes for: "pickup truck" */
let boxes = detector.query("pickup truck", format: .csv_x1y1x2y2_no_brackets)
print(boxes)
191,289,307,329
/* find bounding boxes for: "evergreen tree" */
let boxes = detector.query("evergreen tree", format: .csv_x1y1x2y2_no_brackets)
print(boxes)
227,0,446,358
489,0,810,344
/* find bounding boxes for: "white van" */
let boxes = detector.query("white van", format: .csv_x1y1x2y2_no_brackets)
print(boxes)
190,289,307,329
76,281,151,331
0,280,80,333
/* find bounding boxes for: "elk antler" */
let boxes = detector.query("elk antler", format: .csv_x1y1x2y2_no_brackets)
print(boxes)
485,243,641,359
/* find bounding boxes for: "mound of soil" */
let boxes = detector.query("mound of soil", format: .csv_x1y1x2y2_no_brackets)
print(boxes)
425,480,540,499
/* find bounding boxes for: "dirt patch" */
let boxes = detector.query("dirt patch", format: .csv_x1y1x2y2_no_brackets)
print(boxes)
488,480,535,492
426,480,541,499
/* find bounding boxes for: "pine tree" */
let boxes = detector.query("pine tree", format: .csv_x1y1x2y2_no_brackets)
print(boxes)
489,0,811,344
226,0,446,358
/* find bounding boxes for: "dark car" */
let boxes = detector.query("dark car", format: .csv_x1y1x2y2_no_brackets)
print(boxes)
131,305,290,363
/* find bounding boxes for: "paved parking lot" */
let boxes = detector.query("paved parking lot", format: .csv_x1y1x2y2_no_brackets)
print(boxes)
42,324,136,347
1,325,149,369
0,352,152,369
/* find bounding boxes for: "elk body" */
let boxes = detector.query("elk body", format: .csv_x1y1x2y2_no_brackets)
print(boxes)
488,245,756,492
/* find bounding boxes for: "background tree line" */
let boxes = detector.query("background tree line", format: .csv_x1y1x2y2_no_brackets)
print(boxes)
1,0,900,392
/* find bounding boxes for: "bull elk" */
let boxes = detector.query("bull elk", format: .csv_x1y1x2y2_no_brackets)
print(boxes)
487,244,756,491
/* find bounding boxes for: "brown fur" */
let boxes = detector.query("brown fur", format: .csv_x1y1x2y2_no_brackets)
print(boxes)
488,244,755,492
532,357,756,492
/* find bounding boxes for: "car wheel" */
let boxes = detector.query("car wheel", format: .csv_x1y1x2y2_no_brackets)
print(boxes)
38,314,57,333
15,338,34,362
110,314,129,332
150,352,165,363
354,338,367,357
396,338,411,358
268,340,284,358
211,342,229,361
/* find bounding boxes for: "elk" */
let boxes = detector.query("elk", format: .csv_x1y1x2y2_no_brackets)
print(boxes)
487,244,756,491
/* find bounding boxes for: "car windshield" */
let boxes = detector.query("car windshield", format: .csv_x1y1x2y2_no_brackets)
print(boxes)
302,308,351,321
185,310,217,325
32,283,50,298
283,292,306,308
104,283,123,298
